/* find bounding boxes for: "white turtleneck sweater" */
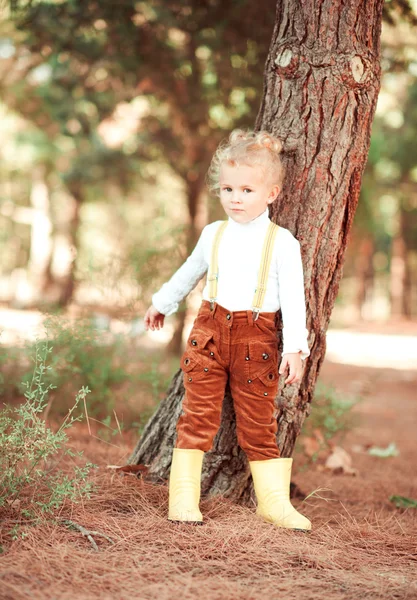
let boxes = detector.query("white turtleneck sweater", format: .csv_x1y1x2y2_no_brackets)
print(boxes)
152,207,310,360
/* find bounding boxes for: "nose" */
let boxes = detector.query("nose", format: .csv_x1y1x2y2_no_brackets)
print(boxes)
231,191,242,205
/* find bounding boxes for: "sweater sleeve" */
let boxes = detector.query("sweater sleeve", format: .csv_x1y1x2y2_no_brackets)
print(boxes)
277,232,310,360
151,226,209,316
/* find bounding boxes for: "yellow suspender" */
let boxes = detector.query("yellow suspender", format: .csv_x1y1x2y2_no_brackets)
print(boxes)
207,221,228,306
252,221,279,318
208,220,279,320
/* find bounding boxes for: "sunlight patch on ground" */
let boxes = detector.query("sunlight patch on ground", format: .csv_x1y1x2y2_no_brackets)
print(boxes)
326,330,417,370
0,309,45,346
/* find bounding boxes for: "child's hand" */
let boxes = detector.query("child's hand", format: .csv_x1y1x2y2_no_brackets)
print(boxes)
144,305,165,331
279,352,302,385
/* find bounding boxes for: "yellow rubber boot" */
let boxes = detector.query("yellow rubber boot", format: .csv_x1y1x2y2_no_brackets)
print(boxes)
168,448,204,524
249,457,311,531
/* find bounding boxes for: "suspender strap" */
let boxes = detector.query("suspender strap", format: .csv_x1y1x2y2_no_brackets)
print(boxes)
252,221,279,320
208,219,279,319
208,221,228,309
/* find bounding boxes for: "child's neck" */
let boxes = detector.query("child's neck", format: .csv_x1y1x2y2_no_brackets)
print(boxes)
227,206,270,228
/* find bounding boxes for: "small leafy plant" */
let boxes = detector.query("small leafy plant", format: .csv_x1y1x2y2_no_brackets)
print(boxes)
307,380,360,440
296,380,362,463
0,340,97,518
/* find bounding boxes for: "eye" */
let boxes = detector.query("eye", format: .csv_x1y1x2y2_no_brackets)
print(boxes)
243,188,252,193
222,186,232,193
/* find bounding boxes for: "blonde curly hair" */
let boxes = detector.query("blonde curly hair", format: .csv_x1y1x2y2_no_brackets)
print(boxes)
206,129,284,196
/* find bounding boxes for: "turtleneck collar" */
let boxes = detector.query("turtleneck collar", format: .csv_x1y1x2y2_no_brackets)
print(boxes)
227,206,270,230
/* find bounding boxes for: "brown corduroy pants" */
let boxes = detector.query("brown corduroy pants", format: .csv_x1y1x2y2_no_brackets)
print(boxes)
175,299,282,461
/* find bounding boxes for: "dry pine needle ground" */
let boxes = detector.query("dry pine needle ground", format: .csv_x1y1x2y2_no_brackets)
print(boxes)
0,362,416,600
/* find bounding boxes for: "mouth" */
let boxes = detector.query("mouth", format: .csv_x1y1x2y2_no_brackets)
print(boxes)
231,208,244,212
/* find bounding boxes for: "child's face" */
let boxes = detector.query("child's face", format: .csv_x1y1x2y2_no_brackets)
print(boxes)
219,163,279,223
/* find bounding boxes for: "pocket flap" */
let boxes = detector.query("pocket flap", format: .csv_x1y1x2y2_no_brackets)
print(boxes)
248,340,277,363
187,329,213,349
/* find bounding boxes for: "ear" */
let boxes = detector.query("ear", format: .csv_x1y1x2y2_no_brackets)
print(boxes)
267,184,280,203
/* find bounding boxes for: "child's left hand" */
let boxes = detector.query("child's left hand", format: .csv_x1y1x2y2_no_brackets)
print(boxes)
279,352,302,385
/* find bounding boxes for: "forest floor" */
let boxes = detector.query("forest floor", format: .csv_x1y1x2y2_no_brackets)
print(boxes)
0,319,416,600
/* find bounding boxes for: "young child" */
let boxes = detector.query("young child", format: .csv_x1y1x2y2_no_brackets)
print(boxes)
144,130,311,531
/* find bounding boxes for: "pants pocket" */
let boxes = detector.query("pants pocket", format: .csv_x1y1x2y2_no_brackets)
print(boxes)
244,362,279,397
246,340,279,376
181,327,216,382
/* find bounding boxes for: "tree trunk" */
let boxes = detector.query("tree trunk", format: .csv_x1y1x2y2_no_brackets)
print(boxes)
55,185,82,307
354,236,375,320
27,165,54,303
390,201,410,319
129,0,384,503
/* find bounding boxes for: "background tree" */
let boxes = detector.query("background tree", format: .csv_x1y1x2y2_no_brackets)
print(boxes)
2,0,276,347
0,19,140,305
341,2,417,321
382,81,417,317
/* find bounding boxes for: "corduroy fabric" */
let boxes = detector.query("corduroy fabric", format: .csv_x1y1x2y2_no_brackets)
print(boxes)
175,299,282,460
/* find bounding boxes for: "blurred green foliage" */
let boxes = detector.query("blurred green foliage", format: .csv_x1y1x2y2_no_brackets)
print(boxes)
19,316,130,415
2,0,276,192
0,0,280,314
1,316,178,425
307,381,360,441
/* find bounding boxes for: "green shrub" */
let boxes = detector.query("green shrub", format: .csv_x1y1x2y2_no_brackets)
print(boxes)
308,380,360,439
0,340,97,518
20,316,130,417
296,380,362,462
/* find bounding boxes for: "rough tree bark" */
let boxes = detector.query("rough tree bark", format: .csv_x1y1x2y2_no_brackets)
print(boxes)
129,0,385,504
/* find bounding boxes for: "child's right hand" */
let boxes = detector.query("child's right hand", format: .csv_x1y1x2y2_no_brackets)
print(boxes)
144,305,165,331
